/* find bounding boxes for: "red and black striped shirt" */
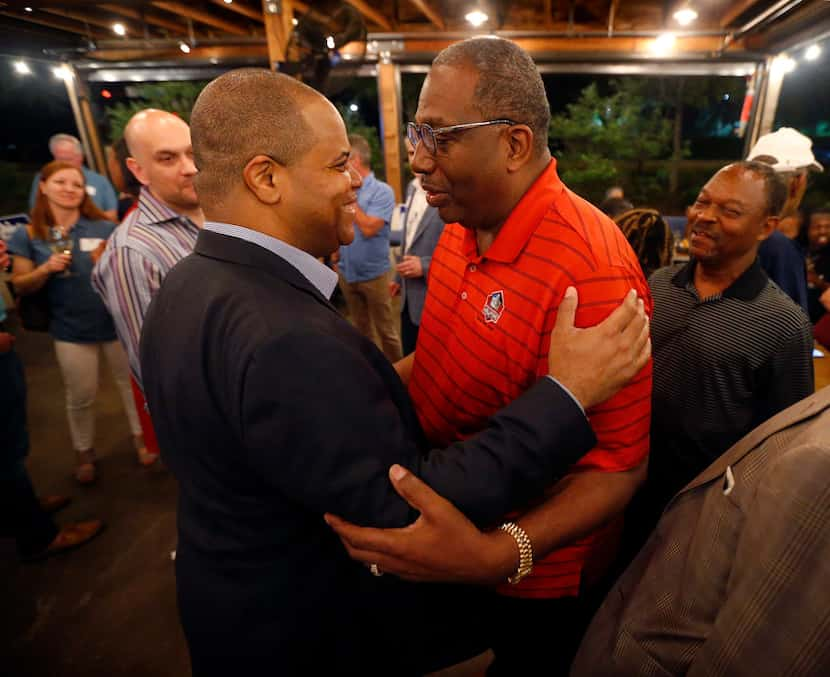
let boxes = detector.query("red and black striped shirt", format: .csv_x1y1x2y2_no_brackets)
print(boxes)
409,159,653,598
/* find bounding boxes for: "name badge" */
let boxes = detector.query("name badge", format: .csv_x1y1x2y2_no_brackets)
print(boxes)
80,237,104,252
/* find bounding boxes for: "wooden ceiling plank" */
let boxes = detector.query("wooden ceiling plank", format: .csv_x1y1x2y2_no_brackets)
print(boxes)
211,0,264,22
345,0,392,30
40,7,144,36
0,10,108,39
151,1,251,35
406,0,444,30
100,4,188,35
720,0,763,28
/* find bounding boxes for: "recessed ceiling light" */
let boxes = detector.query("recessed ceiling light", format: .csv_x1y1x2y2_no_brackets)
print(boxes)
112,23,126,36
651,33,676,56
14,60,31,75
465,10,488,27
673,7,698,26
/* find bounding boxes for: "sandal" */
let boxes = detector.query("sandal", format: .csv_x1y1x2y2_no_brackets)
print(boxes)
74,449,97,485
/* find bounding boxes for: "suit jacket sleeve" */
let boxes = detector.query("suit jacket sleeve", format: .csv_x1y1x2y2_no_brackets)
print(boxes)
688,443,830,676
241,330,595,529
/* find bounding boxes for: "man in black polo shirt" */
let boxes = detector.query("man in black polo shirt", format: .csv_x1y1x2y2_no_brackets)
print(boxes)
639,161,814,533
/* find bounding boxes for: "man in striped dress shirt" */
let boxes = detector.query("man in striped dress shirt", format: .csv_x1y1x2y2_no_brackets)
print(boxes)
92,109,203,390
92,110,203,464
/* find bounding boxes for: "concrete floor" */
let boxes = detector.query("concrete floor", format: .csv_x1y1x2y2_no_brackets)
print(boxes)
1,321,188,677
1,316,491,677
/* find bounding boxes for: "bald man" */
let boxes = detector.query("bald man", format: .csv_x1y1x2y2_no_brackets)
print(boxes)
92,109,204,390
139,68,649,676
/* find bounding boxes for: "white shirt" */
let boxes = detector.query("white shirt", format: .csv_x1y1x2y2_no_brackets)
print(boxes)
404,182,429,255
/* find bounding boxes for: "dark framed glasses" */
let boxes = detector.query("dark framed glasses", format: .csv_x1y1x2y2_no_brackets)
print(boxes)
406,119,517,156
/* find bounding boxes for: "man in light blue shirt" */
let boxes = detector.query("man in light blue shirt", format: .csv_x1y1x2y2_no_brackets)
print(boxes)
29,134,118,221
337,134,402,361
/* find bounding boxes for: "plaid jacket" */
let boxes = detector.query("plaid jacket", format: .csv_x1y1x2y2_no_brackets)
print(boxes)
573,386,830,676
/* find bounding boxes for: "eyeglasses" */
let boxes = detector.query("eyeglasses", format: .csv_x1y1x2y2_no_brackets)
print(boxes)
406,119,517,156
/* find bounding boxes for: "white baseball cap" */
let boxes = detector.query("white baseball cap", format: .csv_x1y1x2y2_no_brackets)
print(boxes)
747,127,824,172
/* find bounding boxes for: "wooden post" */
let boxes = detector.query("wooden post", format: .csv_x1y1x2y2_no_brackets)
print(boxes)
61,63,107,176
262,0,294,69
377,60,403,202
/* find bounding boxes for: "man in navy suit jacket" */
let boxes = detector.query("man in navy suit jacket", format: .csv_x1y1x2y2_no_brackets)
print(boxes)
139,68,649,676
392,140,446,354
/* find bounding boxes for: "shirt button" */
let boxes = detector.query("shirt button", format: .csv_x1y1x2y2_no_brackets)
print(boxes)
461,291,468,300
469,264,477,272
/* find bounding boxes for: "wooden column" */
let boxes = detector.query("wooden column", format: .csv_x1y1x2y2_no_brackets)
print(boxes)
377,60,403,202
262,0,294,68
754,55,786,140
61,63,107,176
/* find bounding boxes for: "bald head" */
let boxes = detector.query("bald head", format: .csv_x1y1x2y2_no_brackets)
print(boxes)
124,108,199,213
124,109,190,164
190,68,320,211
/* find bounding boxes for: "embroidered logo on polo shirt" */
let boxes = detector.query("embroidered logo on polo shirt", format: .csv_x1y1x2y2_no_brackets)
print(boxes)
482,290,505,324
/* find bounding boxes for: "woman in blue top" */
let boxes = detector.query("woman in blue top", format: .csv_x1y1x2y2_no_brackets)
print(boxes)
9,161,143,484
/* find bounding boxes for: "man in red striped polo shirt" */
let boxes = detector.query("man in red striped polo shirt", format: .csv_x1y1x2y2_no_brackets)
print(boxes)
329,37,652,673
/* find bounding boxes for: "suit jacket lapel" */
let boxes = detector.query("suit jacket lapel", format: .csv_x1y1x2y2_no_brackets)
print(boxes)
193,229,337,315
679,389,830,494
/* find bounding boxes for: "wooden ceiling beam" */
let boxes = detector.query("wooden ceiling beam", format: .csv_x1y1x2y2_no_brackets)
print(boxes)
345,0,392,30
0,9,108,39
150,1,252,35
210,0,264,23
88,43,269,62
99,4,188,35
720,0,762,28
40,7,146,36
406,0,444,30
405,34,738,55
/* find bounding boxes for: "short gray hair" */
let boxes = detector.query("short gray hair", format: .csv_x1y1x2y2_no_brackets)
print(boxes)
48,133,82,155
432,37,550,156
348,134,371,165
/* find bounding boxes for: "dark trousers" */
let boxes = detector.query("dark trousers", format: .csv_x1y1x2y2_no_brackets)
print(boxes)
486,587,607,676
400,301,420,356
0,348,58,558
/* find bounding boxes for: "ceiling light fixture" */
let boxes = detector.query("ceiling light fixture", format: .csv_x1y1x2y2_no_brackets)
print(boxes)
651,32,676,56
179,42,191,54
771,54,796,75
112,23,126,36
52,65,71,80
673,6,698,26
14,60,31,75
805,44,821,61
465,9,488,27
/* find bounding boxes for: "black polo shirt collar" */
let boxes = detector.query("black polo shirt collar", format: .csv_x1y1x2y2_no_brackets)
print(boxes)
672,257,768,301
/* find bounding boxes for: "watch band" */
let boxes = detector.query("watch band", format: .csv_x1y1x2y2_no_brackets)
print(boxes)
500,521,534,585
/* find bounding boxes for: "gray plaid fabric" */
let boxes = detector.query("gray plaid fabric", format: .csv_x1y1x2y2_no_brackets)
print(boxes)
573,387,830,677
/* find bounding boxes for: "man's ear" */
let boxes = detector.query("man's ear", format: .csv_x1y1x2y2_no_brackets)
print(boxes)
243,155,282,205
505,124,534,172
125,157,148,187
758,215,778,242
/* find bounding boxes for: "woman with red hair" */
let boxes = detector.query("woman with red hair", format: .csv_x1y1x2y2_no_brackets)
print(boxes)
8,161,144,484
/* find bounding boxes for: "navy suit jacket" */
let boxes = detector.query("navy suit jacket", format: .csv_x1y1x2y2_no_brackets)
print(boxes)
139,229,595,675
397,181,445,325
